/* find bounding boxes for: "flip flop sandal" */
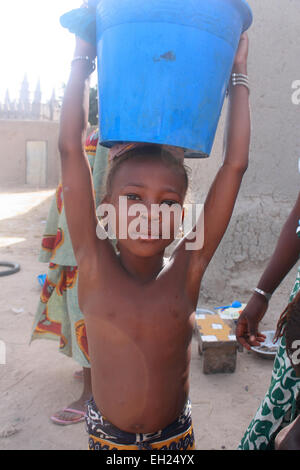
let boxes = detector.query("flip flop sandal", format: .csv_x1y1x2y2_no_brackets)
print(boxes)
51,408,86,426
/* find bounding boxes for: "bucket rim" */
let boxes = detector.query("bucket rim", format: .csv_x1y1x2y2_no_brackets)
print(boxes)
95,0,254,32
235,0,253,32
99,140,210,158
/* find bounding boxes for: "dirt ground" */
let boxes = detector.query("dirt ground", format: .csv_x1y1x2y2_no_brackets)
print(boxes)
0,185,297,450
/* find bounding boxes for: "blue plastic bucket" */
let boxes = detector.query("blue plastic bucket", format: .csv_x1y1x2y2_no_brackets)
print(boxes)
96,0,252,158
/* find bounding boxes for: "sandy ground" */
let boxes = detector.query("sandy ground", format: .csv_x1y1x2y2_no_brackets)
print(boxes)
0,185,297,450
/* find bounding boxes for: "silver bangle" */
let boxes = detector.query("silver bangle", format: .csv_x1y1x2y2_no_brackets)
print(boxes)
71,56,96,74
231,72,250,93
226,73,250,96
253,288,272,302
232,73,248,80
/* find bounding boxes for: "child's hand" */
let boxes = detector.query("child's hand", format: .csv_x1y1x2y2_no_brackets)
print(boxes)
233,33,249,67
76,1,96,58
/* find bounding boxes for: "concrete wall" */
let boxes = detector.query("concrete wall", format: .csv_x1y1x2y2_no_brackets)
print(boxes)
187,0,300,303
0,120,60,188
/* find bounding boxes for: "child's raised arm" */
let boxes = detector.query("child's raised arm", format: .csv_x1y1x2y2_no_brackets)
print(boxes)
58,38,100,267
195,33,251,269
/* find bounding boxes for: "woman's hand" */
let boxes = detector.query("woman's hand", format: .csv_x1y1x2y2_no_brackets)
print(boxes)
236,294,267,351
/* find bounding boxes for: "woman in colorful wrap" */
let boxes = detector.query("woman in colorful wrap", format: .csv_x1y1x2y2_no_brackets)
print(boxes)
30,130,109,425
236,190,300,450
274,290,300,449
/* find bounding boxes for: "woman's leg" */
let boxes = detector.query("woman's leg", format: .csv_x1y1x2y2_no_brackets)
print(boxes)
51,367,92,425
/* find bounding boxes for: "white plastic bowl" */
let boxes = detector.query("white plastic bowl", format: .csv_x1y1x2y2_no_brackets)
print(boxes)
251,330,280,359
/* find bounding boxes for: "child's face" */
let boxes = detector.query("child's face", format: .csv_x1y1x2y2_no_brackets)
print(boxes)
107,156,187,257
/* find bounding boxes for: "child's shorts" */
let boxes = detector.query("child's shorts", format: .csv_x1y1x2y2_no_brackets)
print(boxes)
85,397,195,450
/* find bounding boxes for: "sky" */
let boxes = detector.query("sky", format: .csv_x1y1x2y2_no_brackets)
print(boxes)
0,0,96,104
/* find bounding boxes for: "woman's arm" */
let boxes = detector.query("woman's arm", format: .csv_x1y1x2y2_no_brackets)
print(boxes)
59,37,101,266
252,191,300,295
236,191,300,350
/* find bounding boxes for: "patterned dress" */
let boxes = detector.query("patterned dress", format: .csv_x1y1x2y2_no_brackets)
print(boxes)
239,267,300,450
30,131,109,368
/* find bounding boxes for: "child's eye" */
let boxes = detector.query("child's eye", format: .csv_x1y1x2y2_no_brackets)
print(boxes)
161,200,179,207
126,194,141,201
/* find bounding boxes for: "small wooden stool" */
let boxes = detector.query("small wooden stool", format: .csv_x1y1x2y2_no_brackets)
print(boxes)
195,313,238,374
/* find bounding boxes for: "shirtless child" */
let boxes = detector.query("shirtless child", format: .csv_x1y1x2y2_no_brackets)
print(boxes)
59,34,250,450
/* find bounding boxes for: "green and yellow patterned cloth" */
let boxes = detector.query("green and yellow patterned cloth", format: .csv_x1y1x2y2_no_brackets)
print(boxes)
30,130,109,368
239,267,300,450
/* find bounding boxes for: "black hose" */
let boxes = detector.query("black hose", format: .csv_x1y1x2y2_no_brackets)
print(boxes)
0,262,21,277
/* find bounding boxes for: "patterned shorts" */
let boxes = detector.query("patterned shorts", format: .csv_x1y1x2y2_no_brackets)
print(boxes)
85,398,195,451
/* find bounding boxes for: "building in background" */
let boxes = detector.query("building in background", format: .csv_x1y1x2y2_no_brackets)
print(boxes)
0,75,60,122
0,76,61,188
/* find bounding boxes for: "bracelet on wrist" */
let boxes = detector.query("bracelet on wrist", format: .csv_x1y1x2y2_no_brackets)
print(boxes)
253,287,272,302
227,72,250,96
71,56,96,75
